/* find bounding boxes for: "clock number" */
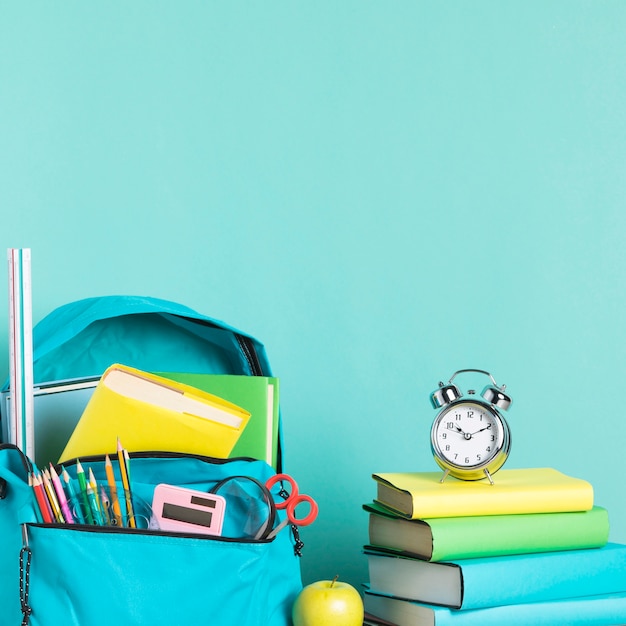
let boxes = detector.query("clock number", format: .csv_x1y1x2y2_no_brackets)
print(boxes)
441,432,447,439
464,457,470,464
467,410,474,419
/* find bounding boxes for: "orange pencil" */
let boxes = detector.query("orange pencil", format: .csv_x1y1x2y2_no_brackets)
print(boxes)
105,454,123,527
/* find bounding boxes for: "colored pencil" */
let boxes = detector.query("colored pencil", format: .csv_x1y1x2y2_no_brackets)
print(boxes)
30,473,53,524
117,438,135,528
61,466,85,523
76,460,94,524
49,464,74,524
105,454,123,527
28,474,42,523
42,468,64,523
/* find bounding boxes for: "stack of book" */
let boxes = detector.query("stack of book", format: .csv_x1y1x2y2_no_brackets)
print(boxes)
362,467,626,625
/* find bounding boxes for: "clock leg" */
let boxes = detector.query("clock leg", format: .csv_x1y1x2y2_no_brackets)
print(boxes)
483,468,495,485
439,469,450,483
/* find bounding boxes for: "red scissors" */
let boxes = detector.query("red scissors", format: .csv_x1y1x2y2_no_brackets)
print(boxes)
265,473,318,539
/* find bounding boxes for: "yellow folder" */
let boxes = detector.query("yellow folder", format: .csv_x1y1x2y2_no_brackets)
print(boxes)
58,364,251,462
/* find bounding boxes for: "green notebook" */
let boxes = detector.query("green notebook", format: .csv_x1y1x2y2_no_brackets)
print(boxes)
157,372,279,469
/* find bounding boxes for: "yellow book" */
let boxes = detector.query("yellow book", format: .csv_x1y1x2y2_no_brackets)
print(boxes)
373,468,594,519
58,363,251,462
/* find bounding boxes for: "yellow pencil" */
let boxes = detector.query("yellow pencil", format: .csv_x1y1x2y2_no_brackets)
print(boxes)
42,468,65,523
117,438,136,528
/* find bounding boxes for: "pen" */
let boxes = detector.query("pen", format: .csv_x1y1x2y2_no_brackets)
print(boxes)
100,486,112,525
49,464,74,524
88,467,101,509
88,467,106,525
117,438,136,528
76,460,94,525
85,483,102,526
61,466,85,523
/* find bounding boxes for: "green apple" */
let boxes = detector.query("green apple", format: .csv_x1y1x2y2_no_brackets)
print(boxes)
292,576,364,626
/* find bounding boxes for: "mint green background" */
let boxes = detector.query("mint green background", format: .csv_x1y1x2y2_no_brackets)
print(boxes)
1,3,625,589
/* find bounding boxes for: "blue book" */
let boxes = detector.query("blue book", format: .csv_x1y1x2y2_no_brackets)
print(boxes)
365,542,626,610
363,589,626,626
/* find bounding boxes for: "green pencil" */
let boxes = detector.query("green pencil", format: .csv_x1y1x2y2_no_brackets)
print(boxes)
76,460,94,525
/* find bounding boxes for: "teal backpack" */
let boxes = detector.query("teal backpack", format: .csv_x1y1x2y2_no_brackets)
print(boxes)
0,295,301,625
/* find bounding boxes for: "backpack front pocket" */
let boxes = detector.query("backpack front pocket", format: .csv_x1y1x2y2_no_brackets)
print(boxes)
22,522,301,626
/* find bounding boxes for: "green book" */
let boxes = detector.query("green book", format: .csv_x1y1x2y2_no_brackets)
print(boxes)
363,501,609,561
158,372,279,469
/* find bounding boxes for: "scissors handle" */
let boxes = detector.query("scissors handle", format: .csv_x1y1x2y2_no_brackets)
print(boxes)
265,473,298,510
286,494,318,526
265,473,318,526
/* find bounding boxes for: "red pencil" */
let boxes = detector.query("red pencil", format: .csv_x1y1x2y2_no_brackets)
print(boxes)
31,473,54,524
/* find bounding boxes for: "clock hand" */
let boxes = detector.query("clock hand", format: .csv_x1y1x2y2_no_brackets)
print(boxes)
449,425,473,440
469,424,493,436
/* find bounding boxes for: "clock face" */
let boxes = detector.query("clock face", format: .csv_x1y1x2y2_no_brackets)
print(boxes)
431,401,505,469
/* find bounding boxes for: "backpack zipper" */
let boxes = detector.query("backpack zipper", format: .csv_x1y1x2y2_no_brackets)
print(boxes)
23,521,274,543
235,333,264,376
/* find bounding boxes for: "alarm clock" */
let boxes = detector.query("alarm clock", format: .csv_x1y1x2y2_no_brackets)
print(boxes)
429,369,512,484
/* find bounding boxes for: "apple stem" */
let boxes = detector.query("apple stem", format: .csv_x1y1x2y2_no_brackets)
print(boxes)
330,575,339,588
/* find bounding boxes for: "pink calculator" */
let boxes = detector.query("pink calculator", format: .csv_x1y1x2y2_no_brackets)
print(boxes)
152,484,226,536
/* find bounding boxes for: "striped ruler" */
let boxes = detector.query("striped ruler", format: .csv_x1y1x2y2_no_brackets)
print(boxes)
7,248,35,459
